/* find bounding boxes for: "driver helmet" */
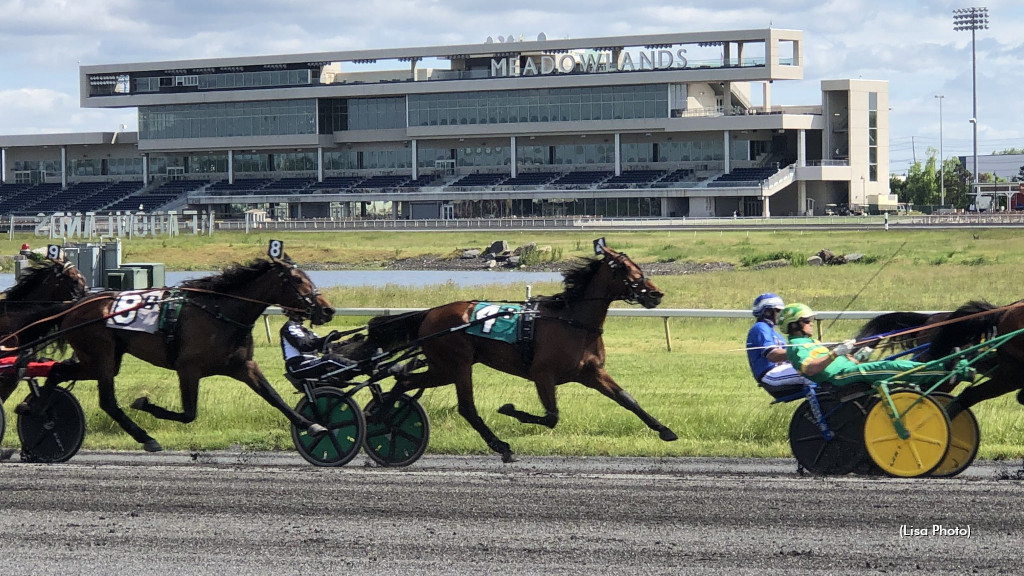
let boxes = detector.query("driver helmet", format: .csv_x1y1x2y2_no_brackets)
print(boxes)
752,293,785,318
778,303,815,332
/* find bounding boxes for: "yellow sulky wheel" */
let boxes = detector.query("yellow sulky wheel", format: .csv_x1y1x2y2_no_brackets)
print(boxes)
929,393,981,478
864,390,951,477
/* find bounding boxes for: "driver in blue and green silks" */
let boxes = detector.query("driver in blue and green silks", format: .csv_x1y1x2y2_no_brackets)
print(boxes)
779,303,964,388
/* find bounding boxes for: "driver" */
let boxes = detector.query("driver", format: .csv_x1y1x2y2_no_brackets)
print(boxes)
746,293,814,399
280,310,355,382
778,303,966,388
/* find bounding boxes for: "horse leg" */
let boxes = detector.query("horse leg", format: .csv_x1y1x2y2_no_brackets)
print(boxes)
399,364,516,463
580,368,678,441
948,363,1020,418
130,370,200,424
497,377,559,429
228,360,326,436
95,375,163,452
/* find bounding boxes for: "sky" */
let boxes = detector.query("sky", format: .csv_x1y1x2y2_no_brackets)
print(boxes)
0,0,1020,176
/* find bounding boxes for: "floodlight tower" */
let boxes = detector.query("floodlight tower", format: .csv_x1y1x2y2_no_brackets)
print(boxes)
953,6,988,190
935,94,944,206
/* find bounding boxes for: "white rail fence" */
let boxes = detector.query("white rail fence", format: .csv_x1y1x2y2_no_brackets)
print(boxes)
260,307,941,351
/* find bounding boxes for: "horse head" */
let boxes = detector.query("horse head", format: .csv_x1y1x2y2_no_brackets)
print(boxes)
270,255,334,325
597,244,663,309
5,257,88,302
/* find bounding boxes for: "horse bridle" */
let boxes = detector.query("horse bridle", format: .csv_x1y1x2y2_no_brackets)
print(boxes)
604,251,652,305
273,260,321,317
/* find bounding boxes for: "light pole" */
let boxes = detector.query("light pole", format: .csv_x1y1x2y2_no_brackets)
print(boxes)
935,94,944,206
954,6,989,191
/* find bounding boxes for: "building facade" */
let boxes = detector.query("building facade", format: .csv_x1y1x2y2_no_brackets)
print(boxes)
0,28,893,219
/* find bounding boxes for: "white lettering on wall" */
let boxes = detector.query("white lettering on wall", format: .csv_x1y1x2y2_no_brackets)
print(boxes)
490,47,689,77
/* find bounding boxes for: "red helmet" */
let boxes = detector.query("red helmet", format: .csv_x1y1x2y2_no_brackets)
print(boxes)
20,243,30,250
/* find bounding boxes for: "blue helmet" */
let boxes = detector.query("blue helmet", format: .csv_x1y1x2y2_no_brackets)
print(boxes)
752,293,785,318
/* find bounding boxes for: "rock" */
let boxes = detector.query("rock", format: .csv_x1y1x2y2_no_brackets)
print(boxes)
485,240,508,257
485,260,497,269
512,242,536,256
807,256,823,266
461,249,481,259
508,255,520,266
752,259,790,270
845,253,864,262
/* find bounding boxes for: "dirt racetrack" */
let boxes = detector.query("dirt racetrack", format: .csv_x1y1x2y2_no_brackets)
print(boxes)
1,451,1022,575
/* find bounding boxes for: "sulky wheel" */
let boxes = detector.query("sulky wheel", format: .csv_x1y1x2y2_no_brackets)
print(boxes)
788,392,869,475
363,393,430,467
929,393,981,478
290,388,366,467
864,390,951,478
17,387,86,463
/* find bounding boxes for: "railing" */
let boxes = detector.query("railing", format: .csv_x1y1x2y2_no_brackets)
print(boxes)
258,307,943,351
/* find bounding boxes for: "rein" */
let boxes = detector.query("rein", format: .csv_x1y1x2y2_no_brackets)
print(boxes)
857,300,1024,346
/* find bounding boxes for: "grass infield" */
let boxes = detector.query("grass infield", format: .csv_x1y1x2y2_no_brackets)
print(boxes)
3,228,1023,460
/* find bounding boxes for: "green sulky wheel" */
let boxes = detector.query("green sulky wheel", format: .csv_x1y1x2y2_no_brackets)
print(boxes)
363,393,430,467
290,388,366,467
17,387,86,463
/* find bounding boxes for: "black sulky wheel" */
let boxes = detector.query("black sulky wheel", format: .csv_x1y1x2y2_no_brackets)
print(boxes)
0,400,6,447
788,391,869,476
290,388,366,467
17,387,86,463
363,393,430,467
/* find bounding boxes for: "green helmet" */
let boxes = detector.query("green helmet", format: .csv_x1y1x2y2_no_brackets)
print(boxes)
778,303,815,332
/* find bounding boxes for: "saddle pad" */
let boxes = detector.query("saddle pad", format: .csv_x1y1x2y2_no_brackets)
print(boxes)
466,302,522,344
107,289,166,333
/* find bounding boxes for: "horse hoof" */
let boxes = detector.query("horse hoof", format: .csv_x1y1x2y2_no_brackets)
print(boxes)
307,423,328,436
143,440,163,453
130,397,149,410
501,452,517,464
496,403,515,416
659,428,679,442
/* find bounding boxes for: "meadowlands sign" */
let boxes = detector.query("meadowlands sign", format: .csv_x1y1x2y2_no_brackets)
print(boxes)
491,48,688,77
31,211,215,238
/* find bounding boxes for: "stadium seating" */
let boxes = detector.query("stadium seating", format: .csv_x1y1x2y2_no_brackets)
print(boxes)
707,167,777,187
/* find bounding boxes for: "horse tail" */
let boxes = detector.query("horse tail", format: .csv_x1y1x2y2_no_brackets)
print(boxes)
929,300,1001,359
366,309,429,351
856,311,935,342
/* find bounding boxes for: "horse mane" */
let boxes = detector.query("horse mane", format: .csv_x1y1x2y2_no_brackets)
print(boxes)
181,257,282,292
929,300,1001,359
548,257,603,304
4,260,61,301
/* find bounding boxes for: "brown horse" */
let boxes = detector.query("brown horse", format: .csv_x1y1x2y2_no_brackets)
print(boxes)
857,301,1024,416
34,253,334,452
363,240,677,462
0,256,88,401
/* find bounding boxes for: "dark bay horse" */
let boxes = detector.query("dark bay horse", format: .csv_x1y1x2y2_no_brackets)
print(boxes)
0,257,88,401
363,240,677,463
36,254,334,452
857,301,1024,416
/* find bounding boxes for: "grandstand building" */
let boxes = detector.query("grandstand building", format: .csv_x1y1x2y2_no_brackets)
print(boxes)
0,28,893,219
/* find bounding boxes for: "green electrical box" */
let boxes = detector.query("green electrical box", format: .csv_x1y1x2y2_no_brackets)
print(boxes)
106,268,149,290
122,263,166,288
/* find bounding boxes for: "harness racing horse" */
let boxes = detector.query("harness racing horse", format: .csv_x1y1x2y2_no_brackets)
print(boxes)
364,239,677,463
857,300,1024,417
0,255,89,401
36,252,334,452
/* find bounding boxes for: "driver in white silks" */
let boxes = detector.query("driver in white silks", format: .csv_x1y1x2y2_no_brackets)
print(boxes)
745,293,815,399
280,310,355,382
